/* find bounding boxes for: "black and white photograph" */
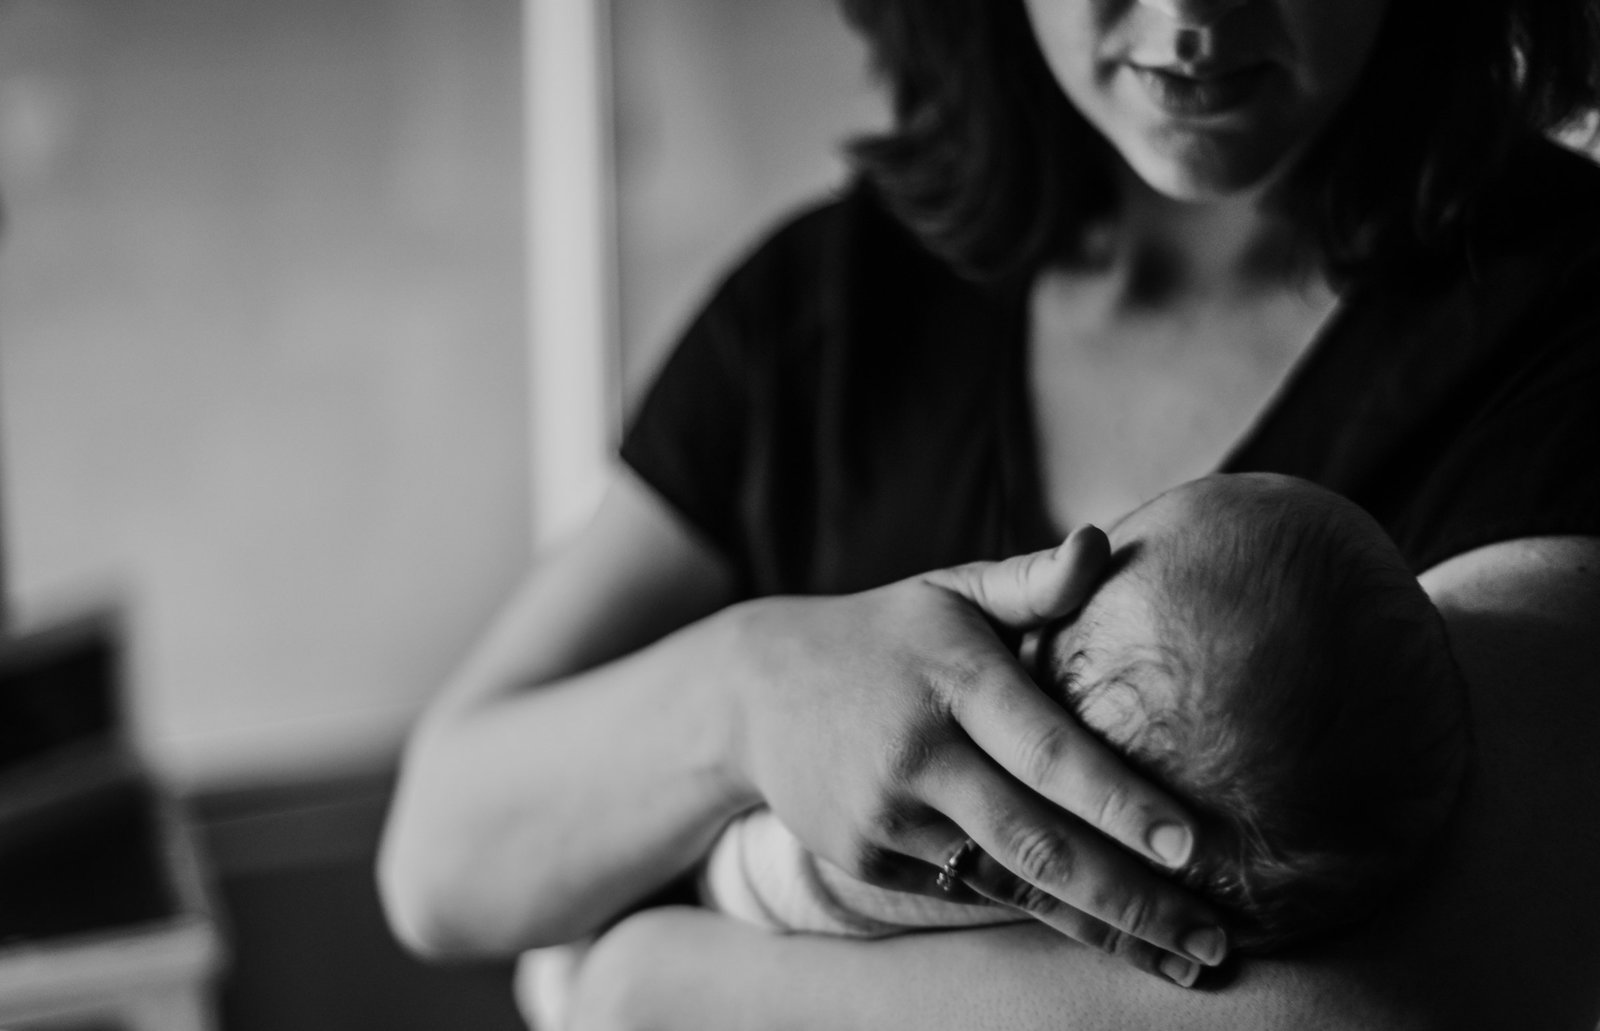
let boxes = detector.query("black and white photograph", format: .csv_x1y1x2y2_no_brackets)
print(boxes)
1,1,1598,1028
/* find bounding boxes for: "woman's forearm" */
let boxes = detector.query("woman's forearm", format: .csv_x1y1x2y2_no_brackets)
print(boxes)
569,909,1392,1031
377,470,750,957
380,605,754,957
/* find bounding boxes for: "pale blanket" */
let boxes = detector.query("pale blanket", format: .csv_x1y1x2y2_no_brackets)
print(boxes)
514,807,1016,1030
702,806,1015,936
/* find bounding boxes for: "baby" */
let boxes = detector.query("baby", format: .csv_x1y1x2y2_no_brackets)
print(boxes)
703,472,1472,952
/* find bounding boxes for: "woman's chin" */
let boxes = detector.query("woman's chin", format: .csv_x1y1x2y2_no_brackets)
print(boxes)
1120,140,1289,206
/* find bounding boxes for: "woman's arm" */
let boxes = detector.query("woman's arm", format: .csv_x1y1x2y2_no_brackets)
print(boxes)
378,464,1224,975
377,465,747,954
569,909,1389,1031
568,535,1600,1030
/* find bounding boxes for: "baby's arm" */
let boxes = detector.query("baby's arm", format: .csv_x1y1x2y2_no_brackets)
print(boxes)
703,807,1017,936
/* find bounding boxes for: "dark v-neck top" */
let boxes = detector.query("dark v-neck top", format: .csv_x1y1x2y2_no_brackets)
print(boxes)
620,141,1600,599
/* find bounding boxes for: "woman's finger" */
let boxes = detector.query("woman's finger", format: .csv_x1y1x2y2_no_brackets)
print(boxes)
919,748,1228,980
925,525,1111,630
863,812,1216,986
955,846,1208,988
947,657,1199,871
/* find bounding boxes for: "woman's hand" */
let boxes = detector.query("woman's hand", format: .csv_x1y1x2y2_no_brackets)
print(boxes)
572,537,1600,1031
717,526,1228,985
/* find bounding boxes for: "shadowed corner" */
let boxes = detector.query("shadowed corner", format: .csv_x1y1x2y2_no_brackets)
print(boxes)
0,607,529,1030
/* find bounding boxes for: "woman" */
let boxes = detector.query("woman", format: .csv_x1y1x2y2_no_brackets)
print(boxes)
379,0,1600,1026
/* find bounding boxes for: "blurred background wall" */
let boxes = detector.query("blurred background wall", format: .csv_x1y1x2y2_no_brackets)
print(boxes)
0,0,880,1022
611,0,885,401
0,0,529,788
0,0,883,795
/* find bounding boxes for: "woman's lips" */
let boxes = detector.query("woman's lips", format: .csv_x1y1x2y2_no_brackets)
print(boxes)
1129,63,1273,118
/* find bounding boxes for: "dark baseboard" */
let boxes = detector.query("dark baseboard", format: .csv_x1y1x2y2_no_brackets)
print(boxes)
188,769,526,1031
190,768,397,877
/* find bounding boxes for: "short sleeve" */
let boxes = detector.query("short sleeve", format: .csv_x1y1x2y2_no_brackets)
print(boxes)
616,184,1029,599
618,276,752,568
615,192,847,585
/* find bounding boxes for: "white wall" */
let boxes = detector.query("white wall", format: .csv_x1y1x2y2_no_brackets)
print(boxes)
0,0,529,787
611,0,887,397
0,0,886,790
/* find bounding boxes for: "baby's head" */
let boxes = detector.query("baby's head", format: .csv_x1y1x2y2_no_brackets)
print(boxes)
1036,473,1470,952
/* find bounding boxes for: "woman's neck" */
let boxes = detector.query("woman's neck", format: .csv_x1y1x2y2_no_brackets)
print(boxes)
1086,165,1316,306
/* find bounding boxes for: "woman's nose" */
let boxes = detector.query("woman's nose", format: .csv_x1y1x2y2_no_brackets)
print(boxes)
1136,0,1249,29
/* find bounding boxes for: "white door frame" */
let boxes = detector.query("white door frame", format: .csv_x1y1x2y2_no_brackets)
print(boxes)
523,0,618,547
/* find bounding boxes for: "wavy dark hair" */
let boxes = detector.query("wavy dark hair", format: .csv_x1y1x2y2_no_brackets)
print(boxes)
837,0,1600,283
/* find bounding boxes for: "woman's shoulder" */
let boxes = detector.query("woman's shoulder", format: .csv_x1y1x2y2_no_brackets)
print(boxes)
1247,141,1600,573
674,179,1008,388
1461,142,1600,366
1381,139,1600,355
1470,138,1600,271
698,179,978,334
712,181,919,281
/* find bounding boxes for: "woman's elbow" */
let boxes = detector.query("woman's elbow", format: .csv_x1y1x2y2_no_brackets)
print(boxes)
375,717,522,958
374,775,519,960
376,795,587,960
376,811,480,960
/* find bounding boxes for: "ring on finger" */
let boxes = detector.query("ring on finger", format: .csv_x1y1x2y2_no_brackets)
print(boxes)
935,837,981,893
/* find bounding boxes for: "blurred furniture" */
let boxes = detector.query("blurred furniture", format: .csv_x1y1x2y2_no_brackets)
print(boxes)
0,615,224,1031
194,772,527,1031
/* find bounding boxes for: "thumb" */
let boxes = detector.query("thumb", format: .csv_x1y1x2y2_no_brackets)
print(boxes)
926,524,1111,630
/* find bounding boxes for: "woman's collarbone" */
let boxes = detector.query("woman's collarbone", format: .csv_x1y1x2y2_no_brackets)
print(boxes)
1026,279,1336,528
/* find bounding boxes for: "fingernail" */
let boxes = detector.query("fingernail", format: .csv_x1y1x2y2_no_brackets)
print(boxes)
1158,953,1200,988
1182,926,1227,967
1057,524,1102,554
1147,822,1192,868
